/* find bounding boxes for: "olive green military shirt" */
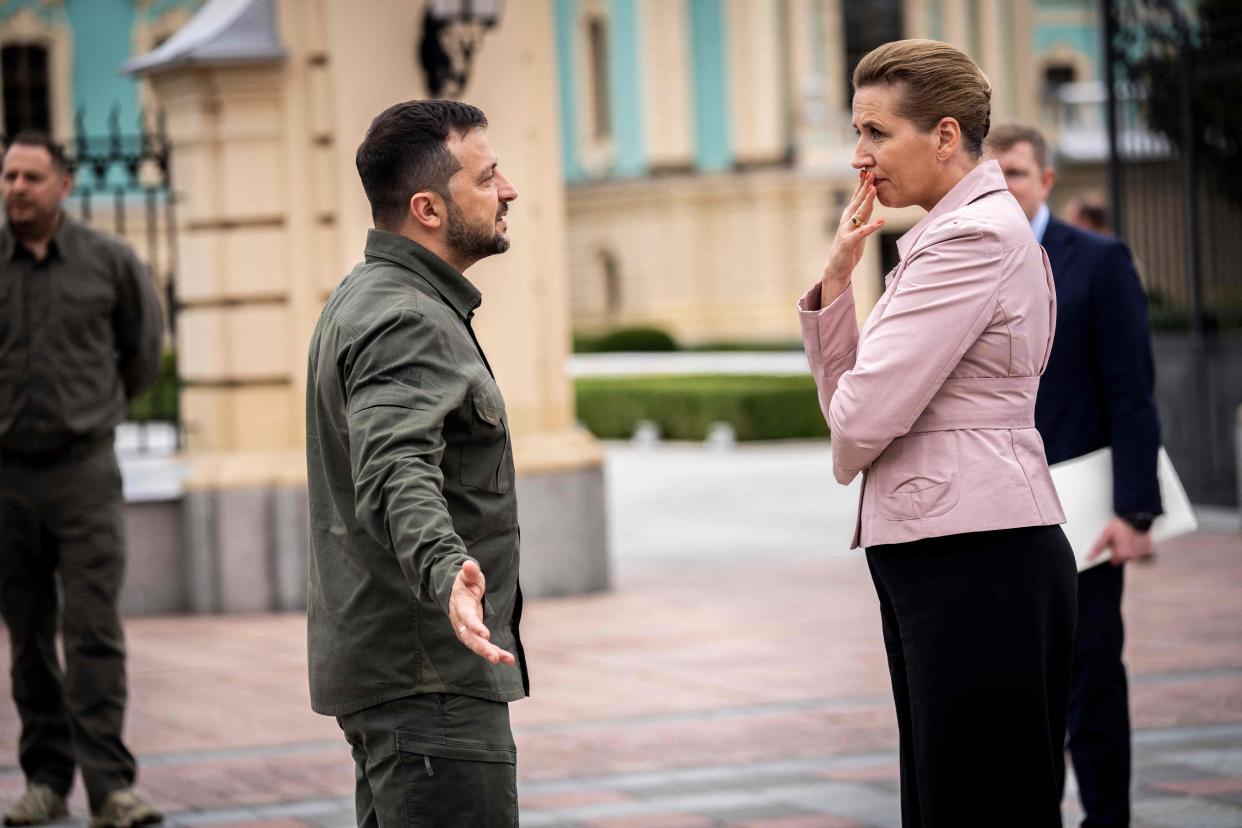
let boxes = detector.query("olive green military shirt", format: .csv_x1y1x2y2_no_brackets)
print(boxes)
305,230,528,716
0,215,163,451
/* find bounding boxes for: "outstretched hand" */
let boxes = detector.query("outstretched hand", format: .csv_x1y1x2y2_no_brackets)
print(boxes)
821,169,886,301
448,559,516,666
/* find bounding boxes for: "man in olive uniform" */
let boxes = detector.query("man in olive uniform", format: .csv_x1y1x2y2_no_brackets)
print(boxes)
305,100,526,826
0,133,164,827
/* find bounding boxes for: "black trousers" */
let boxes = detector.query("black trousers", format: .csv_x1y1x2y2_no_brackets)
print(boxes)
1066,563,1130,828
338,693,518,827
866,525,1078,828
0,444,136,810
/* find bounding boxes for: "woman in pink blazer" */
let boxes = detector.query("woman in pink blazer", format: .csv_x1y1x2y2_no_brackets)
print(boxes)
799,41,1076,825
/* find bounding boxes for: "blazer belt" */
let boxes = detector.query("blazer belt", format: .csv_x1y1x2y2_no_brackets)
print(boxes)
907,376,1039,433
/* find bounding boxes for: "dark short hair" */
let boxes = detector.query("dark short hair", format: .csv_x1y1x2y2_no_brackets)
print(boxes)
355,99,488,229
4,130,71,173
1076,200,1108,231
984,123,1051,170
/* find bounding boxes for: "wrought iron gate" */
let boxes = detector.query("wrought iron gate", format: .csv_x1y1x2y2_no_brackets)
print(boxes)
1103,0,1242,505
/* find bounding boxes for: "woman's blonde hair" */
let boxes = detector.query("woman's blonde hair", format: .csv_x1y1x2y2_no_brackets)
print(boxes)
852,39,992,157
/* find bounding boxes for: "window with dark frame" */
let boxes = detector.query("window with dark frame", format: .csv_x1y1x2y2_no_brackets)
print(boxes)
842,0,903,104
1042,63,1077,103
2,43,52,137
600,248,622,317
587,16,611,140
1042,63,1077,125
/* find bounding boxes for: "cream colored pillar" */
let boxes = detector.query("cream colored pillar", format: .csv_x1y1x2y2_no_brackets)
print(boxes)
820,0,849,149
136,0,341,611
727,0,786,166
639,0,694,169
136,0,608,609
903,0,930,39
977,2,1005,114
140,1,338,491
941,0,971,52
792,0,854,168
154,65,307,481
1010,1,1039,126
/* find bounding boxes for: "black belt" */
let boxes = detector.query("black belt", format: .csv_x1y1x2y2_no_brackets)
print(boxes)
0,433,113,468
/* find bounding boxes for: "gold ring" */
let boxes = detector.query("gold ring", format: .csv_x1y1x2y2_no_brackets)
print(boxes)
850,214,863,227
457,624,467,634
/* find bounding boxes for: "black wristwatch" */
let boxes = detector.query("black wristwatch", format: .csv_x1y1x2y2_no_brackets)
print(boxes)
1120,512,1155,533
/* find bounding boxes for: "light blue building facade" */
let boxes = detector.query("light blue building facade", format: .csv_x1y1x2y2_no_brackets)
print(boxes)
1,1,1106,177
551,0,1109,185
0,0,203,138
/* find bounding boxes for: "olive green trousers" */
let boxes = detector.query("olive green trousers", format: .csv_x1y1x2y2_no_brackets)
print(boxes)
0,444,136,810
337,692,518,827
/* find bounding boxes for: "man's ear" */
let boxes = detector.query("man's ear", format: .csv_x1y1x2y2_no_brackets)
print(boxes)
1041,165,1057,200
409,191,444,230
58,173,74,199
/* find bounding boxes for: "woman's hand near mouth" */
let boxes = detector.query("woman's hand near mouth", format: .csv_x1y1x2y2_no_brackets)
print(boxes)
820,168,886,303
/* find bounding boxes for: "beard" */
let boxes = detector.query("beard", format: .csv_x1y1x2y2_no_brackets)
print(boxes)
3,199,58,239
445,198,510,264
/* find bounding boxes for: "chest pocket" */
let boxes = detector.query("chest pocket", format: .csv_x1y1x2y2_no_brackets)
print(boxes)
57,270,115,337
459,384,514,494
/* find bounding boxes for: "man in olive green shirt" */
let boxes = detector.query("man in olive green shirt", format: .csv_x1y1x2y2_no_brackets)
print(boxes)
0,132,164,827
306,100,526,826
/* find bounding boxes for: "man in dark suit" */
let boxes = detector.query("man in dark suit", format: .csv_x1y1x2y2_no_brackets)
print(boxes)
985,124,1163,828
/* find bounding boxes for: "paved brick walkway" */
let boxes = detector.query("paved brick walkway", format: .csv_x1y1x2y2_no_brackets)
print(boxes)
1,444,1239,827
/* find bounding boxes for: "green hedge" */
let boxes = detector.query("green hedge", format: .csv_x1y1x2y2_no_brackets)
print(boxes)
684,340,804,352
573,325,805,354
573,326,678,353
127,351,179,423
575,374,828,441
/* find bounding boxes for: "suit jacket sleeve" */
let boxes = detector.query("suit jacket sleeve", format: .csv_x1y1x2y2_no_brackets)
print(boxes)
801,221,1001,485
1091,241,1163,515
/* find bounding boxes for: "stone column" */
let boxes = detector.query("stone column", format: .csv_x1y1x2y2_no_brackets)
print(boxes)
639,0,694,169
903,0,929,39
142,55,307,612
137,0,608,610
1009,0,1040,126
941,0,971,54
726,0,786,166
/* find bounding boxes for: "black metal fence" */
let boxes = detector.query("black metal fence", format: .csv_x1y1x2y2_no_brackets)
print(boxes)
78,109,179,452
1108,0,1242,331
1104,0,1242,504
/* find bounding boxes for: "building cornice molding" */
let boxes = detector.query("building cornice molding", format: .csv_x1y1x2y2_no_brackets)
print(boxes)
122,0,283,77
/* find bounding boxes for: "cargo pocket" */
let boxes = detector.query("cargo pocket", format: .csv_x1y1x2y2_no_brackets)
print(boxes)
459,388,513,494
395,729,517,827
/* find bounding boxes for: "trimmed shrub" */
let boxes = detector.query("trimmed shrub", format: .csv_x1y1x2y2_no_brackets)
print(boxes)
684,340,805,352
575,374,829,441
128,351,179,423
573,326,678,353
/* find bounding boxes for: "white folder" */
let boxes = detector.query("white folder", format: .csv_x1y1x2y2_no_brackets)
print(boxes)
1049,447,1198,572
